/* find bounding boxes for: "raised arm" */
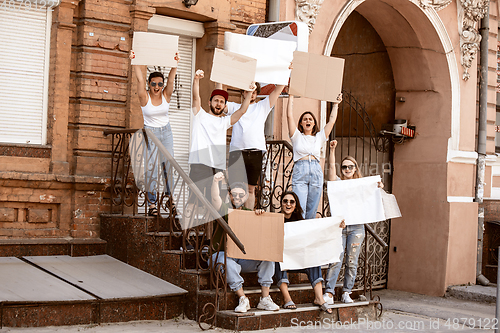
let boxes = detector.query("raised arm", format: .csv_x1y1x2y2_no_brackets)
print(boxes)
230,82,256,125
268,84,286,109
130,51,148,106
192,69,204,115
323,93,342,137
211,172,225,211
163,53,180,102
286,95,297,137
328,140,338,181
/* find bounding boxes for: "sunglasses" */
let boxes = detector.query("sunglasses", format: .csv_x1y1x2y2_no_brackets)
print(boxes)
283,199,295,205
341,165,355,171
150,82,164,87
231,192,246,199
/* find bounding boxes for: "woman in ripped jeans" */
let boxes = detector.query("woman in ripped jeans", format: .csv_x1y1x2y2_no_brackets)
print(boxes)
323,140,384,304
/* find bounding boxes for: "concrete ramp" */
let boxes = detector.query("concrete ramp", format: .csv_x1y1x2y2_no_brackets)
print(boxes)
0,255,187,327
24,255,186,300
0,257,94,302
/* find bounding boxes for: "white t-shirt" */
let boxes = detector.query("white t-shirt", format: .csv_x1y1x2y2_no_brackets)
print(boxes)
290,128,327,162
226,97,272,152
141,94,170,127
188,107,232,170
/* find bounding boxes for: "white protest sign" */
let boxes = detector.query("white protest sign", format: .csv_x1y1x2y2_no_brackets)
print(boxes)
280,216,343,271
224,32,295,85
132,32,179,67
381,190,402,219
327,176,386,225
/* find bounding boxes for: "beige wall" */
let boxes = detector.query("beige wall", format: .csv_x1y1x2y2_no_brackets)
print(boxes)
299,0,478,295
446,202,478,286
447,163,475,197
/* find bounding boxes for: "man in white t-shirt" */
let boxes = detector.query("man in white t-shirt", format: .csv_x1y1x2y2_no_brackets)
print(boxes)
222,83,287,209
188,70,255,206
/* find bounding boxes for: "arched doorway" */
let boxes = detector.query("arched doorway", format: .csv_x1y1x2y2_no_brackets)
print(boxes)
319,0,457,295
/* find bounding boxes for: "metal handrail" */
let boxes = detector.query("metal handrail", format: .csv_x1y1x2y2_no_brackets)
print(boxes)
143,128,246,254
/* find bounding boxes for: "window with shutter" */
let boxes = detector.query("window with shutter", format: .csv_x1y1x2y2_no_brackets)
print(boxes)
0,7,51,145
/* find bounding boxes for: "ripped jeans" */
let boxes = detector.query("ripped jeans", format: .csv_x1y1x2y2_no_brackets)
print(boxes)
325,224,365,295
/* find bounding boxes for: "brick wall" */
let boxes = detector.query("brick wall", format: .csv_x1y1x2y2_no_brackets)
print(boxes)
0,0,269,239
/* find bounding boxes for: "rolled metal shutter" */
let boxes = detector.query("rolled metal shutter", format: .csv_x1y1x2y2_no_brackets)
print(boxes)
0,8,50,144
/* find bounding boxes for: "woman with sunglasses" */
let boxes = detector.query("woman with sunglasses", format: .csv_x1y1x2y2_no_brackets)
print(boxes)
286,94,342,219
323,140,383,305
130,51,179,216
273,191,335,313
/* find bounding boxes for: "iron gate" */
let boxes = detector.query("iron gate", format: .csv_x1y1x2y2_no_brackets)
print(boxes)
323,90,393,291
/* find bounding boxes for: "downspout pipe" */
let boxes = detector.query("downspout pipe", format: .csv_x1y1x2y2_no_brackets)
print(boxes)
476,4,490,286
268,0,280,22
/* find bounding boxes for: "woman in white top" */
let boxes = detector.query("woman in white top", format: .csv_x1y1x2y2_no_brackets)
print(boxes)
130,51,179,216
286,94,342,219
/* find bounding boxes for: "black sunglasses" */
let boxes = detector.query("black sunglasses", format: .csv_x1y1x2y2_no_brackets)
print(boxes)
341,165,355,171
150,82,164,87
283,199,295,205
231,192,246,199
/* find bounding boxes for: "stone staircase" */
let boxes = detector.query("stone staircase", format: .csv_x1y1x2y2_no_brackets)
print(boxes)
100,213,381,330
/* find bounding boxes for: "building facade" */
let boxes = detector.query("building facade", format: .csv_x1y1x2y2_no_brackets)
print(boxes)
1,0,499,296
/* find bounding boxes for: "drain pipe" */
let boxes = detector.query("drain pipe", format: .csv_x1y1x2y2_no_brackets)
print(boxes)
268,0,280,22
476,5,490,286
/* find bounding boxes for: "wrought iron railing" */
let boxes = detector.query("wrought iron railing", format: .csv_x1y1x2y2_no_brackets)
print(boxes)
258,140,294,211
323,90,392,294
104,128,242,328
104,98,390,324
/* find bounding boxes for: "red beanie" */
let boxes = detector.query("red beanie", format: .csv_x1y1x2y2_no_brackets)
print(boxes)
210,89,229,103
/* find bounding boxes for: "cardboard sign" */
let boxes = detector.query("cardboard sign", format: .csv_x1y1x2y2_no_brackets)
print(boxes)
289,51,345,102
226,210,284,262
210,48,257,91
224,32,295,85
131,32,179,67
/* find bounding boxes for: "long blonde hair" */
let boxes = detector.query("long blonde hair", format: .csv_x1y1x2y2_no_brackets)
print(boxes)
340,156,363,180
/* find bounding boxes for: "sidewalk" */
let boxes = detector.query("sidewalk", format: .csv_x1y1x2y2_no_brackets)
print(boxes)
0,287,496,332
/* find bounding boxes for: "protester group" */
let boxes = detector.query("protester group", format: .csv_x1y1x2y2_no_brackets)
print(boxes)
129,48,383,314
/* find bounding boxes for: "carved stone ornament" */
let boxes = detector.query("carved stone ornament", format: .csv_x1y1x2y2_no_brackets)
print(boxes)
295,0,325,34
458,0,489,80
418,0,453,11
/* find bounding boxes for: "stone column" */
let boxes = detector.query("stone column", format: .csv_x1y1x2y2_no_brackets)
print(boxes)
48,0,80,175
127,5,155,129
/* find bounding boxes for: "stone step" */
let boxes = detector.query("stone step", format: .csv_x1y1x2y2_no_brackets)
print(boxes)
0,238,106,257
198,282,373,312
213,300,378,331
446,285,496,303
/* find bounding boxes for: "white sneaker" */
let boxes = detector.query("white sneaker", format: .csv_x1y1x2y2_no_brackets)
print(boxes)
235,296,251,313
256,295,279,311
323,293,334,305
341,291,354,303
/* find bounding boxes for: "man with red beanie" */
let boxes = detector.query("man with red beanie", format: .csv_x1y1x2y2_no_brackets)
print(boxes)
187,69,255,206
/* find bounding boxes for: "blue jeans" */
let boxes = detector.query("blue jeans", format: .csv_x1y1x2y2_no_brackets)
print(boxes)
144,124,174,204
274,262,323,288
211,252,274,291
292,159,323,219
325,224,365,295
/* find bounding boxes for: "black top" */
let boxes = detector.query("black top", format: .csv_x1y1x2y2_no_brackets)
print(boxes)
284,211,303,223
